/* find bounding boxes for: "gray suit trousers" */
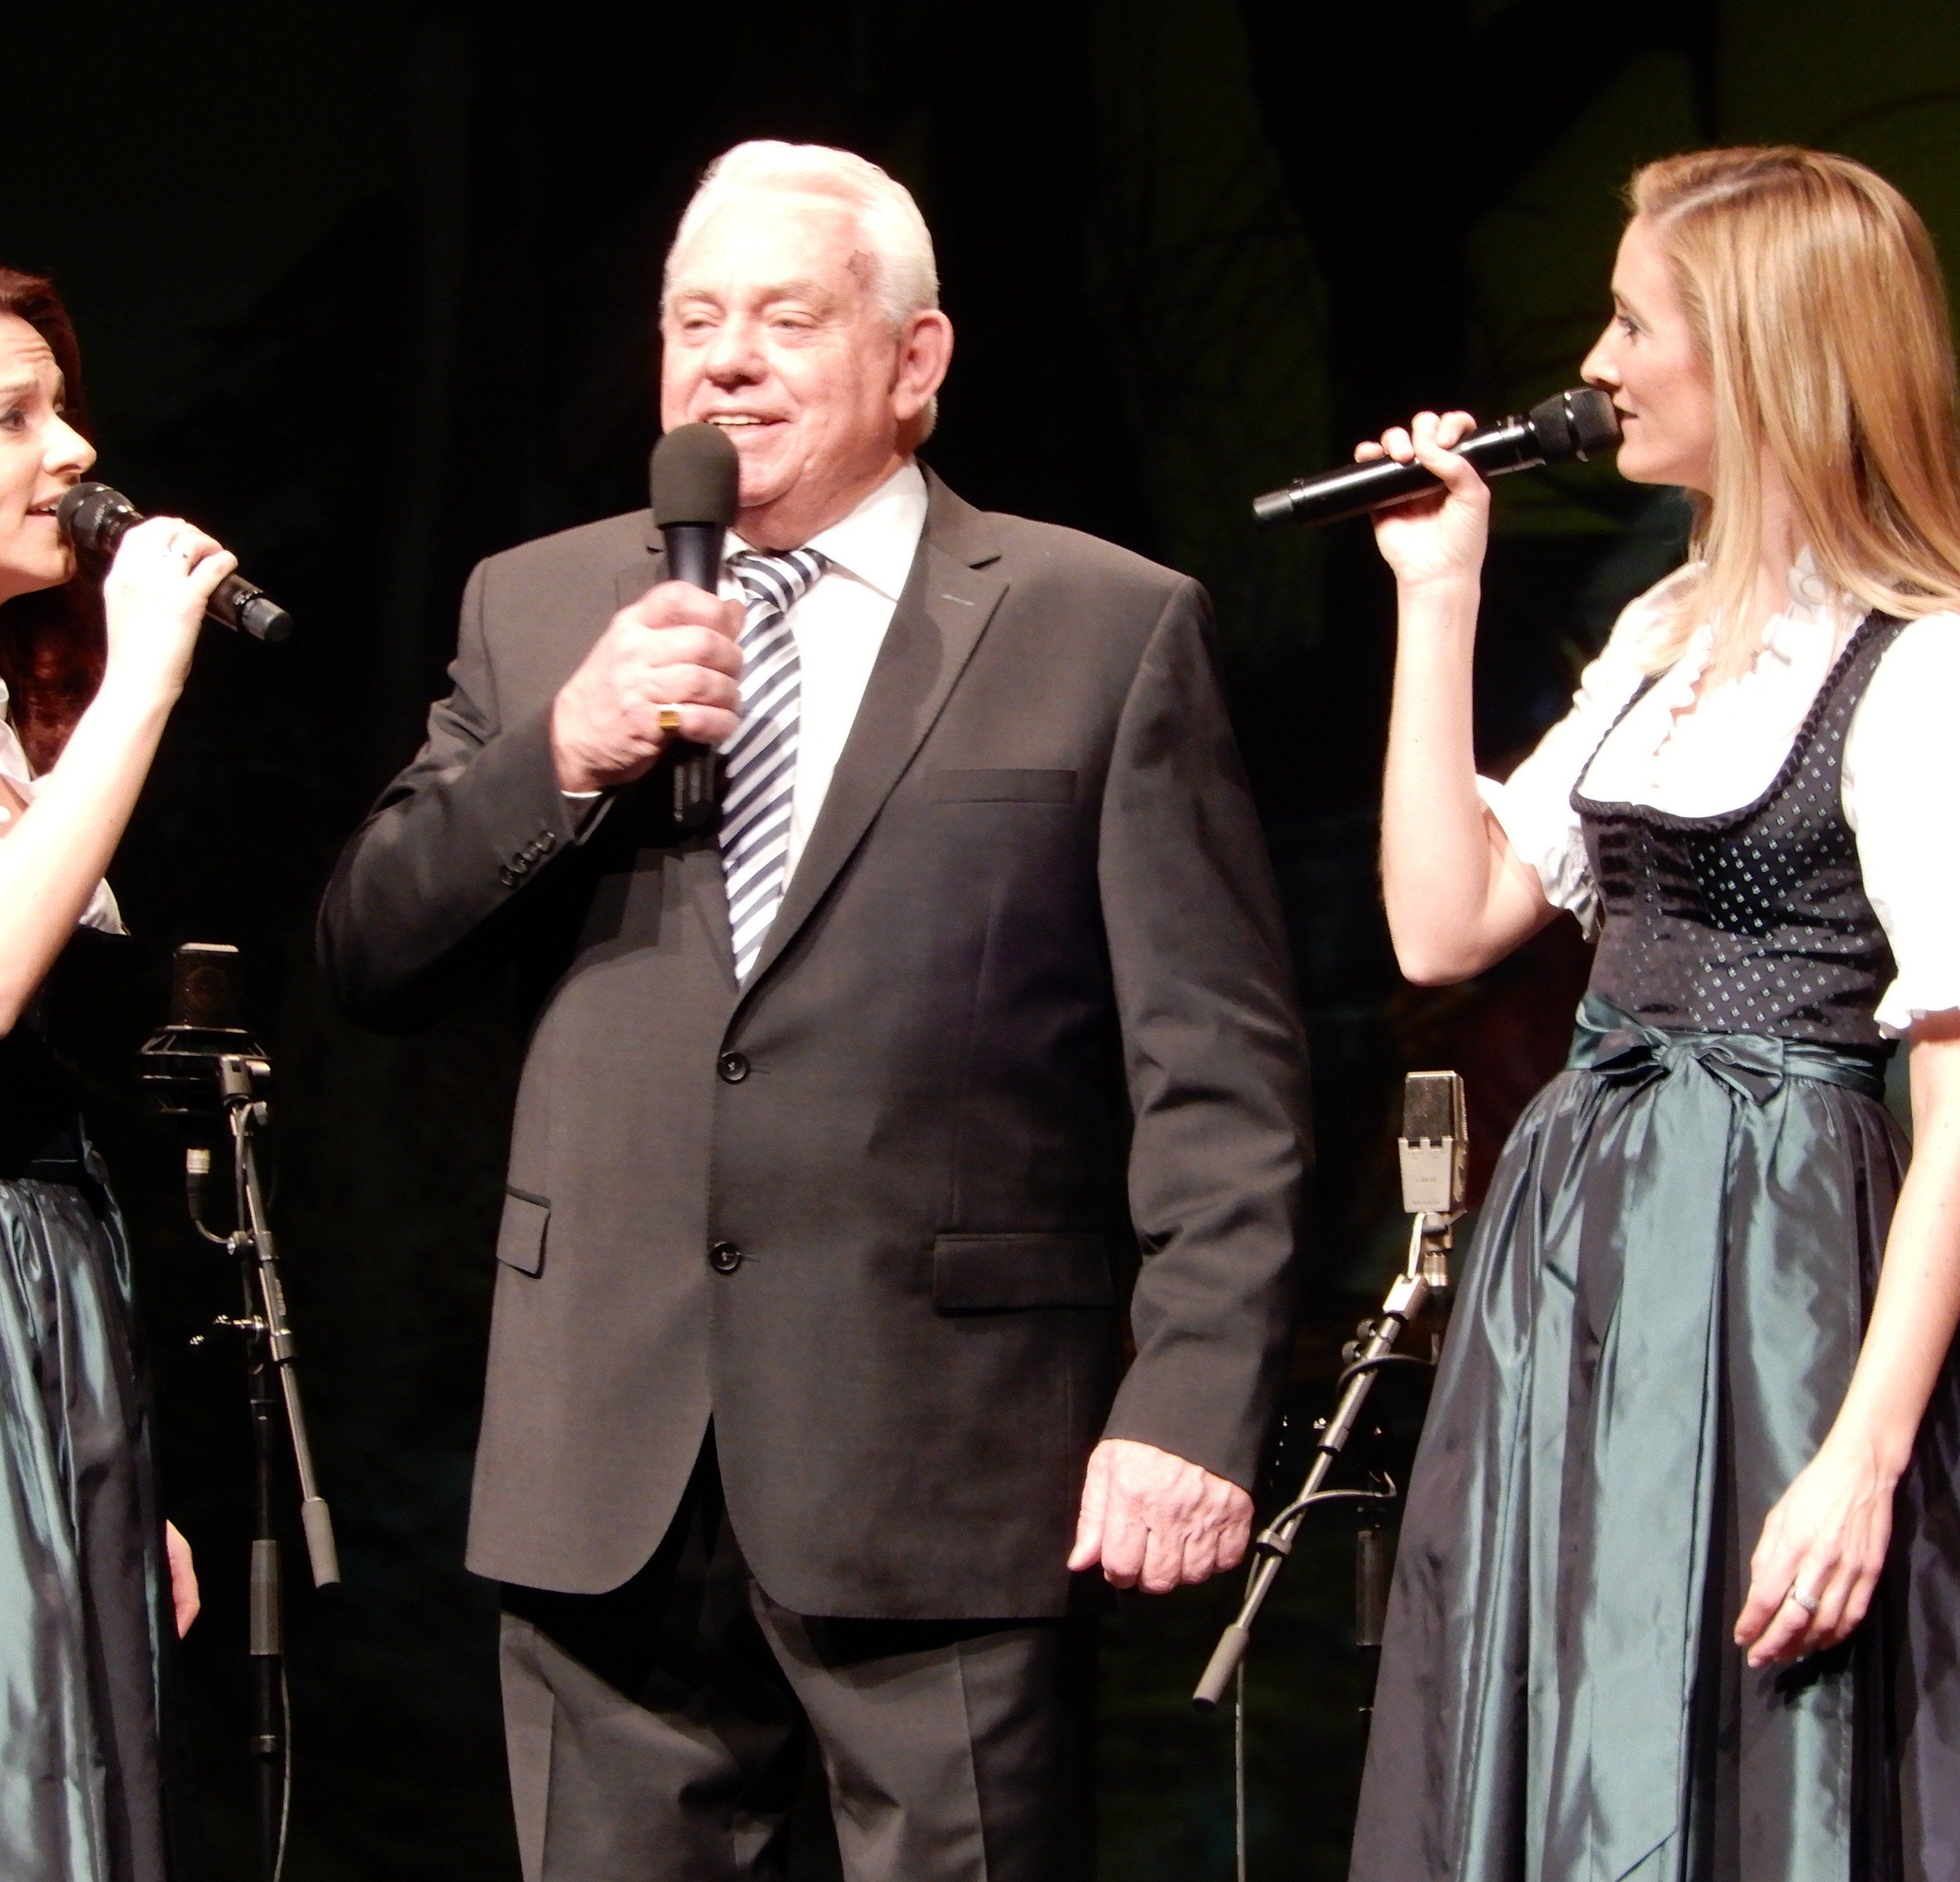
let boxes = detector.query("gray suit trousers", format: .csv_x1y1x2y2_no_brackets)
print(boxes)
499,1442,1095,1882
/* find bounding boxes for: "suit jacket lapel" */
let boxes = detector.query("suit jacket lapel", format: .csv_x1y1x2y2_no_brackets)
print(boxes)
738,474,1006,997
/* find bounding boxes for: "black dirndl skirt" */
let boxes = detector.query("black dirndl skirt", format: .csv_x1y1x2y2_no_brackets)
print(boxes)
1351,996,1960,1882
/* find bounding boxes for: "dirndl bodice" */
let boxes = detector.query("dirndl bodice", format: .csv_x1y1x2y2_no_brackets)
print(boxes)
1351,615,1960,1882
1580,612,1904,1044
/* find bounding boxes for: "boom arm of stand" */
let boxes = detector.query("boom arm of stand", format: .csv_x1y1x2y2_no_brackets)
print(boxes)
1191,1250,1436,1712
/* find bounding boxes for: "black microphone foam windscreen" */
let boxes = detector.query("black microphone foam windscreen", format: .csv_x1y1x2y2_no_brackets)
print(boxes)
55,482,140,558
650,423,740,529
1528,387,1621,463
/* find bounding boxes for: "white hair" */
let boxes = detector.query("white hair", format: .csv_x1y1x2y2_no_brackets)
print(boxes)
663,140,940,328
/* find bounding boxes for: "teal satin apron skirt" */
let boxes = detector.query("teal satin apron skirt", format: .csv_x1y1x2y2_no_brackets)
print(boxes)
1351,997,1960,1882
0,1132,175,1882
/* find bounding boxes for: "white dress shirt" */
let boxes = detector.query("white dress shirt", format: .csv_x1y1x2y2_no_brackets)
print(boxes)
1479,557,1960,1035
722,459,928,878
0,679,124,935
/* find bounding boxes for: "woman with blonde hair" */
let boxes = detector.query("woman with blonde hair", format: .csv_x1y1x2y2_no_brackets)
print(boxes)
1350,148,1960,1879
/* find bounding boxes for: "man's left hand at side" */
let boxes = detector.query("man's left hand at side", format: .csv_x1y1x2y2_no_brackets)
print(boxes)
1067,1437,1254,1592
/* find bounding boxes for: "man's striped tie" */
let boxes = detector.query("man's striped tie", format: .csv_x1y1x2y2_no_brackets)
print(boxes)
720,548,826,981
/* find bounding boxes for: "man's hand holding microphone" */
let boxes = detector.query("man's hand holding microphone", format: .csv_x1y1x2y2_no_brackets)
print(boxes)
548,581,744,795
551,420,747,798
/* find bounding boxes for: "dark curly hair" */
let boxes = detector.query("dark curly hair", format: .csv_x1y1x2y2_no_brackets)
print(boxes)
0,267,104,773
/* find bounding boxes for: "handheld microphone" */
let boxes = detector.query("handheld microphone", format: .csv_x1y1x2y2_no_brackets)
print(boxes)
1253,387,1621,530
56,484,295,643
650,423,740,830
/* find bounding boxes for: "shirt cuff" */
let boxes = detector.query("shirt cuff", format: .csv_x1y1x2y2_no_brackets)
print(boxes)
1476,774,1600,939
1872,975,1960,1039
79,878,128,937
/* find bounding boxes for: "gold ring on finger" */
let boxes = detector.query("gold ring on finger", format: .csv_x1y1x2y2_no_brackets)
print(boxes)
657,706,683,733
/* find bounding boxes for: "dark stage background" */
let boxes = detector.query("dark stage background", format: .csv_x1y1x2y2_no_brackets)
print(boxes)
7,3,1960,1875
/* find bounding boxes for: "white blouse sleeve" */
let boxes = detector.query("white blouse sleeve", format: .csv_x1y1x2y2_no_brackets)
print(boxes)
1844,612,1960,1035
0,705,127,937
1476,570,1686,936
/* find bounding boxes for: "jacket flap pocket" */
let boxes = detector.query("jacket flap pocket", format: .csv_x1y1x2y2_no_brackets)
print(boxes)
932,1233,1112,1311
925,769,1076,803
496,1187,550,1275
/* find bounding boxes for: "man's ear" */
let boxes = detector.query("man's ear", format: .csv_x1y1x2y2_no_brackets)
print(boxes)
892,310,954,426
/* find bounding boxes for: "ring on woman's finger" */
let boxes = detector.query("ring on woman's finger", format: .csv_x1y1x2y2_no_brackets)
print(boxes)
1784,1582,1822,1616
656,706,682,733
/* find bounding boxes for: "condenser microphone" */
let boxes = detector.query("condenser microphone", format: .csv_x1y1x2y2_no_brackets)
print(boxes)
1398,1069,1468,1293
650,423,741,830
56,483,295,643
1253,386,1621,529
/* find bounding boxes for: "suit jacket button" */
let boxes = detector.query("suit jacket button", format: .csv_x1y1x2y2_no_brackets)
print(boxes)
499,864,520,887
708,1241,742,1274
718,1051,750,1084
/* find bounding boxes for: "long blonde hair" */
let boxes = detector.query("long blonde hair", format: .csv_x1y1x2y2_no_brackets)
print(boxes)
1629,147,1960,680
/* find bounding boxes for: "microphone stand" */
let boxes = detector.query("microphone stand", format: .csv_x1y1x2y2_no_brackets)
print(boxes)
183,1054,339,1882
1191,1206,1453,1710
1193,1070,1467,1709
1193,1072,1466,1882
138,943,337,1882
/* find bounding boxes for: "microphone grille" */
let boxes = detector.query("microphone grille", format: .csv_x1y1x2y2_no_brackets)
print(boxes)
168,942,244,1030
1565,387,1622,459
1525,388,1621,465
650,423,739,529
55,482,139,556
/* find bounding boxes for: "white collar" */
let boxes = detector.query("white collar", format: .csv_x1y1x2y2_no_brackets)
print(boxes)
727,459,928,602
1654,551,1860,701
1766,548,1860,650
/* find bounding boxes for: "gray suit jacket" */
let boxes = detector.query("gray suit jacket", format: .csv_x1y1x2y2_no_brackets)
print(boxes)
318,471,1309,1616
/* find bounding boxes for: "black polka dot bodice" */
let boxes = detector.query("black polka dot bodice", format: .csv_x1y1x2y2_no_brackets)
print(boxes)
1574,611,1905,1045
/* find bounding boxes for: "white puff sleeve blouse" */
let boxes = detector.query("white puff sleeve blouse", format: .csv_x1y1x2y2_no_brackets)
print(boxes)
0,680,124,936
1477,559,1960,1037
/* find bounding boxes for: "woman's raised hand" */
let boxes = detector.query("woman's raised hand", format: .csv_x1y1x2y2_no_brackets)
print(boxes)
98,516,237,707
1360,409,1490,590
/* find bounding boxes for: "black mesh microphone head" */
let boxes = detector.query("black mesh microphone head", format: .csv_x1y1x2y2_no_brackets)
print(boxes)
650,423,740,529
55,482,141,557
1524,387,1622,464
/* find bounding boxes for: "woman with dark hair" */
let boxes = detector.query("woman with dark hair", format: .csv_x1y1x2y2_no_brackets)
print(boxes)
0,265,233,1880
1352,149,1960,1879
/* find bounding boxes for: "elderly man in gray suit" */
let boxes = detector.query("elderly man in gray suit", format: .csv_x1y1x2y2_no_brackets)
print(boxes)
320,140,1309,1882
